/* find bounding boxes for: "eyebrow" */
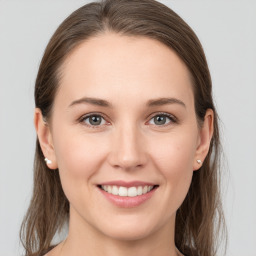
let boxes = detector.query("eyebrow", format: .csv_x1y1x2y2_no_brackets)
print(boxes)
69,97,112,108
147,97,186,108
69,97,186,108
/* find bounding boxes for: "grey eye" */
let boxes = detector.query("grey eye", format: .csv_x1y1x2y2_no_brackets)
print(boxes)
149,114,172,126
83,115,107,126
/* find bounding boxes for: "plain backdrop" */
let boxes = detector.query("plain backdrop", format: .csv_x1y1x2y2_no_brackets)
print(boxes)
0,1,255,256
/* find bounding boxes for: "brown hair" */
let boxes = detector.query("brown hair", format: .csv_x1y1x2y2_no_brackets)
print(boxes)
20,0,227,255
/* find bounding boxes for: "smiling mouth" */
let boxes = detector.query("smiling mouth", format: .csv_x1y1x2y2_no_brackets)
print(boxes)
98,185,159,197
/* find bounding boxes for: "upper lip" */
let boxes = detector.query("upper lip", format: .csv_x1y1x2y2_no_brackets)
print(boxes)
98,180,157,187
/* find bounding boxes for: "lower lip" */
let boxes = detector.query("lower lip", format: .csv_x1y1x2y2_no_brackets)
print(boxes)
98,186,157,208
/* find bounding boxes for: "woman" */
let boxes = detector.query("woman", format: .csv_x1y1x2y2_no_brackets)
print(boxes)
20,0,227,255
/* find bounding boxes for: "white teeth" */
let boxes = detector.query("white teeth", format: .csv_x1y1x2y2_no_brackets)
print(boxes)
148,186,153,192
100,185,155,197
137,186,143,195
119,186,128,197
112,185,119,195
127,187,137,197
142,186,148,194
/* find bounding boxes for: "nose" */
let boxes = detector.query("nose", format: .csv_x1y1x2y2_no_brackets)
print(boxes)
107,123,148,171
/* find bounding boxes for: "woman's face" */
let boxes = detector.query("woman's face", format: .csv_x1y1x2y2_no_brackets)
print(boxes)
36,33,212,241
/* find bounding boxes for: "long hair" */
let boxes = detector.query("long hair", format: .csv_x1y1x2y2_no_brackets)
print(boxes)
20,0,227,255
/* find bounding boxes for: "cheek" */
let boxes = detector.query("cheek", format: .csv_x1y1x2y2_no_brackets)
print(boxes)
52,127,108,196
152,131,196,170
55,135,105,175
151,131,197,203
52,130,110,214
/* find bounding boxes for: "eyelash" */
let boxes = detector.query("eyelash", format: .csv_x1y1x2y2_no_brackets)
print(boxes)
78,112,177,129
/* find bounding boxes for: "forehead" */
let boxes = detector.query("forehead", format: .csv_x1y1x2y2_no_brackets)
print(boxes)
56,32,194,108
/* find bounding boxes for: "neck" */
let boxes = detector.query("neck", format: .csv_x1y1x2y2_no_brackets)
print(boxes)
60,207,180,256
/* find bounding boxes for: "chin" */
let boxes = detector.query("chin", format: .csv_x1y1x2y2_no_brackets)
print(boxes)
95,215,160,241
103,226,154,241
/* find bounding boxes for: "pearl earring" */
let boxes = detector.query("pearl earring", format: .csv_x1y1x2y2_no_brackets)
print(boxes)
44,157,52,165
197,159,202,164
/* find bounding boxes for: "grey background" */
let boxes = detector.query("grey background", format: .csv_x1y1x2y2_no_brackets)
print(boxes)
0,1,255,255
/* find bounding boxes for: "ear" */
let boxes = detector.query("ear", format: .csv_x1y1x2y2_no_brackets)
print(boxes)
34,108,58,169
193,109,214,171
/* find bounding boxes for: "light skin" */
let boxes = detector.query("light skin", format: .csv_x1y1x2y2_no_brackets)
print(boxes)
35,32,214,256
